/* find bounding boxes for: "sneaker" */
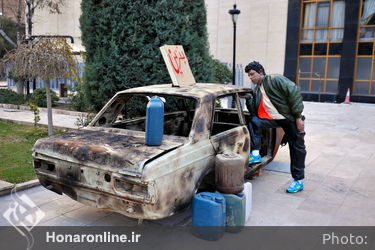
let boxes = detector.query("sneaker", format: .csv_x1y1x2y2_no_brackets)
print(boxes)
249,152,262,164
286,180,304,193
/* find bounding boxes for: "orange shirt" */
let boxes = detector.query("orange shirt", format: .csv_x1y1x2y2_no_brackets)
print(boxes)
258,95,273,119
258,84,285,120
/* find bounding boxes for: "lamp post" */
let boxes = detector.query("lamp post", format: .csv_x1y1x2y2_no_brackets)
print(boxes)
229,4,240,86
229,4,241,85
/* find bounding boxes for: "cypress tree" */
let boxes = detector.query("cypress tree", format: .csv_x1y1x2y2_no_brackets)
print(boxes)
80,0,213,111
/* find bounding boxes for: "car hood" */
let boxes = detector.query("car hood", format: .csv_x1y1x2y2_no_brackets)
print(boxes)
33,127,187,175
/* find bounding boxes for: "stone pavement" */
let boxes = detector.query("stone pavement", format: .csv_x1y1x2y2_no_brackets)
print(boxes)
248,102,375,226
0,102,375,226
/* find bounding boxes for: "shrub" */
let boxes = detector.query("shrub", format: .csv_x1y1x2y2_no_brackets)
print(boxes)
211,59,232,84
80,0,214,111
68,82,90,112
75,113,95,128
28,103,40,126
29,87,59,107
0,89,25,105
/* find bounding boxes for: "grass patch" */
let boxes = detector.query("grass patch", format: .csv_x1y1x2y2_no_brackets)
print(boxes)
0,121,61,183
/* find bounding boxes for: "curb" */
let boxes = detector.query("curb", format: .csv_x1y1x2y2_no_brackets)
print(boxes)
0,179,40,196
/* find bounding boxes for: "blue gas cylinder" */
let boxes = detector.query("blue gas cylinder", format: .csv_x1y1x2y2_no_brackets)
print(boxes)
145,96,164,146
192,192,226,241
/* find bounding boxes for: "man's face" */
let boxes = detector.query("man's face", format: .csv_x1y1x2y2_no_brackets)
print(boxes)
247,69,264,85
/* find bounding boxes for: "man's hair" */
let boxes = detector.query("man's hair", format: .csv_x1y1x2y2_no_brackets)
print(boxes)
244,61,266,75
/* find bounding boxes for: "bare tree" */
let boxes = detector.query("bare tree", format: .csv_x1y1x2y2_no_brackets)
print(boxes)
0,0,66,94
4,37,79,135
1,0,64,46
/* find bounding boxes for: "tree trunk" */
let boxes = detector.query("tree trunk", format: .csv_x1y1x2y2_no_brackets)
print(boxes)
16,79,24,95
26,80,30,95
0,29,17,48
16,0,22,45
26,0,33,39
46,80,54,135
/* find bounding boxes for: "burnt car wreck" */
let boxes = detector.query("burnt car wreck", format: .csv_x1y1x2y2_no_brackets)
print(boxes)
33,83,282,220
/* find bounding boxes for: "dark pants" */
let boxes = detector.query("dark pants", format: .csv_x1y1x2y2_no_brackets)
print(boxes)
248,116,306,180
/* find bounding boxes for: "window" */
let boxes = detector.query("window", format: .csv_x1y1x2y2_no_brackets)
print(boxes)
211,95,242,136
297,0,345,94
354,0,375,95
92,94,196,137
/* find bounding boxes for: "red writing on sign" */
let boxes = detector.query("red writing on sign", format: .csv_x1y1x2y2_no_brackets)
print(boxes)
167,47,187,75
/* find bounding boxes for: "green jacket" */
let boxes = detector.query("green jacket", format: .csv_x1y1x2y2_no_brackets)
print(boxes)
245,74,304,122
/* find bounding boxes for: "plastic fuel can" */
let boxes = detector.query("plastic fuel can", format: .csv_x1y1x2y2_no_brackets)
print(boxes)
145,96,164,146
192,192,226,240
243,182,252,222
220,192,245,232
215,153,245,194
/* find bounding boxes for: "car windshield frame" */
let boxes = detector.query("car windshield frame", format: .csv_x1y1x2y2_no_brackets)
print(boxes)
90,92,199,138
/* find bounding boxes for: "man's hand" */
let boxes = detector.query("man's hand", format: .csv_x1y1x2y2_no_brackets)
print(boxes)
296,117,305,132
238,93,251,99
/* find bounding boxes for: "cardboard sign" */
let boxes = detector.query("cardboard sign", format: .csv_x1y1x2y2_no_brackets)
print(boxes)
160,45,196,87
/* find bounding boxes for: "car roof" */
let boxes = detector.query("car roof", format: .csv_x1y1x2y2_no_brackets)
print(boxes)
117,83,252,100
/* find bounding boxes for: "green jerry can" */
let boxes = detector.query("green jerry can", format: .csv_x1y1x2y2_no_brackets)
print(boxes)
220,192,246,232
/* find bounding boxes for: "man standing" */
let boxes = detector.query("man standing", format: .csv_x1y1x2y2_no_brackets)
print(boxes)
243,61,306,193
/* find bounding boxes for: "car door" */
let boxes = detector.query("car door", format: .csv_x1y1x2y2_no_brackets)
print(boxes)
238,91,283,163
209,93,250,165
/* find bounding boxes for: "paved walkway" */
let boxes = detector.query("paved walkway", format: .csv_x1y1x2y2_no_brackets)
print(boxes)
0,102,375,226
0,104,83,130
249,102,375,225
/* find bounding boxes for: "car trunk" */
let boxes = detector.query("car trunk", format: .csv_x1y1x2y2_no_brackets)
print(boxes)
33,127,187,174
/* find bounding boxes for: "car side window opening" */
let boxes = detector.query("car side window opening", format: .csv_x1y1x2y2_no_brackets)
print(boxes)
211,94,242,136
92,94,196,137
238,92,273,157
238,92,251,123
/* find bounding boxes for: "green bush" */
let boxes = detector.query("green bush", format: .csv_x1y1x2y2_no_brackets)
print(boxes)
0,89,25,105
29,88,59,107
211,59,232,84
68,82,90,112
80,0,214,111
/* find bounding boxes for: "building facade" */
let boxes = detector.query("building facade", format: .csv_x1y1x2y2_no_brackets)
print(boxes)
208,0,375,103
31,0,83,52
16,0,375,103
206,0,289,88
284,0,375,103
6,1,83,96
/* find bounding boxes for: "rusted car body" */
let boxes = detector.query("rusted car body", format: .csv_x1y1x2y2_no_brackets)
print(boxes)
32,83,281,220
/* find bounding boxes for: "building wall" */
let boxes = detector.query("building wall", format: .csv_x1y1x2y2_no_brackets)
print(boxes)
27,0,375,103
32,0,83,51
31,0,289,78
31,0,289,86
285,0,375,103
206,0,288,86
30,0,289,87
1,0,25,23
7,1,83,95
